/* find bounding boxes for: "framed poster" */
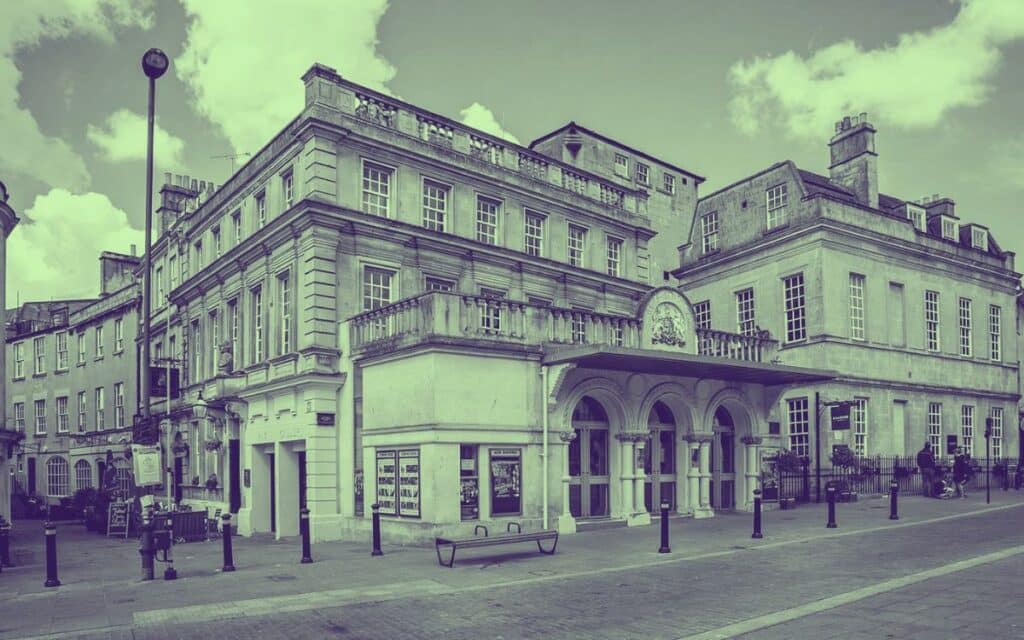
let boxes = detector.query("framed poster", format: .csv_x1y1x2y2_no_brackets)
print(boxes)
490,448,522,516
460,445,479,521
375,450,397,515
398,449,421,518
760,449,780,502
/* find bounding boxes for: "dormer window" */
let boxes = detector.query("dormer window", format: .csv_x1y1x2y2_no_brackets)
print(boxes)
971,227,988,251
905,204,926,232
635,162,649,185
941,217,958,241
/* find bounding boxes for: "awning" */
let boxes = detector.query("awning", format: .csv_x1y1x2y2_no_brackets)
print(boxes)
543,345,836,386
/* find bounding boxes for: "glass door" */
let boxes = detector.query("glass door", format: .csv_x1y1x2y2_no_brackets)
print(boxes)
568,425,610,518
644,402,678,512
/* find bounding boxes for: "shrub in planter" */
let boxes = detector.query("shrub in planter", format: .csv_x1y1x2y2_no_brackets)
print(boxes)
71,487,99,519
774,449,805,474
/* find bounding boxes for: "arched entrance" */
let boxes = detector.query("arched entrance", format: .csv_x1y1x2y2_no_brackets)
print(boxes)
711,406,736,510
644,401,677,512
568,396,611,518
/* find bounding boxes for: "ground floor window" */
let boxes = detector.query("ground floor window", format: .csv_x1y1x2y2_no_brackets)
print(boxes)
113,458,132,495
375,448,420,518
75,459,92,490
490,448,522,516
460,445,479,521
786,398,810,459
47,456,69,497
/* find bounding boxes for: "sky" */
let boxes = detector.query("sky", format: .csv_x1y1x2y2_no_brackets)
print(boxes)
3,0,1023,306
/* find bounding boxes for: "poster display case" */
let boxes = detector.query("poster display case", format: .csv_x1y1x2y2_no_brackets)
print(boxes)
490,448,522,516
376,448,420,518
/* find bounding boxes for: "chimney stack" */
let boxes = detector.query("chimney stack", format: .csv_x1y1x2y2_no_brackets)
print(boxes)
828,112,878,209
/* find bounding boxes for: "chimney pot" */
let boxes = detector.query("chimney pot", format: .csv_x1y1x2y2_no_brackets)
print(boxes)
842,116,852,130
164,172,171,185
191,178,198,192
130,244,137,256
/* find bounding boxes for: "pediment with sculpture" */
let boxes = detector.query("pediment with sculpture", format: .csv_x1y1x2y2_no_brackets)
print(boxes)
636,287,697,354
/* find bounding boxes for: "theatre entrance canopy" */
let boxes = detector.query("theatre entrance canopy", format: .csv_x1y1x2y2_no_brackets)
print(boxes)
349,287,835,537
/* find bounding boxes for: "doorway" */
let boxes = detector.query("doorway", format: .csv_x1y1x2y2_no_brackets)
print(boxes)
644,402,677,512
173,457,184,504
711,406,736,510
229,439,241,513
268,452,276,533
27,457,36,494
568,397,610,518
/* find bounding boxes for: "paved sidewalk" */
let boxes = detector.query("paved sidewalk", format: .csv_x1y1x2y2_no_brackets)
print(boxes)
1,491,1021,639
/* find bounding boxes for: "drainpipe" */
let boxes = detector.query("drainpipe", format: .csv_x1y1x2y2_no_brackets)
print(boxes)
542,365,549,530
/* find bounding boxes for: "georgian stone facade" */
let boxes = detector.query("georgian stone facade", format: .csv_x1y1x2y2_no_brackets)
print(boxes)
145,63,830,543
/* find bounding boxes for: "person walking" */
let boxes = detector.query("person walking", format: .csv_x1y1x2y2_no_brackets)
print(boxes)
916,442,936,498
953,448,969,498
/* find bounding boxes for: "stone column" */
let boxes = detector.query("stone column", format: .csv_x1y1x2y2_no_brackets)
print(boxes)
633,433,650,525
687,435,714,519
742,436,763,511
699,440,711,508
616,434,635,519
557,431,576,534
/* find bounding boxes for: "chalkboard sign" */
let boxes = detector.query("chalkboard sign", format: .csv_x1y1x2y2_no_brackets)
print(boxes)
107,501,130,539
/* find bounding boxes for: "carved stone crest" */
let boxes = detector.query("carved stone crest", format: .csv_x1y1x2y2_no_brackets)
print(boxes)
650,303,687,347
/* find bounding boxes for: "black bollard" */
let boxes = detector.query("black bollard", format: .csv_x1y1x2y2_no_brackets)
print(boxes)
300,508,313,564
139,507,155,581
826,485,837,529
163,514,177,581
0,516,11,568
658,501,671,553
371,503,383,557
221,513,235,572
752,489,763,539
43,521,60,588
889,480,899,520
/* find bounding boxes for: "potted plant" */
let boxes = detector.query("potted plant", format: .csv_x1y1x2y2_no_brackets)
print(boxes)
829,447,860,502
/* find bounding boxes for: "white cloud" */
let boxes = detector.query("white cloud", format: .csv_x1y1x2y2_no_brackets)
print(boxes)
87,109,186,169
7,189,143,306
458,102,520,144
175,0,396,156
728,0,1024,139
0,1,153,190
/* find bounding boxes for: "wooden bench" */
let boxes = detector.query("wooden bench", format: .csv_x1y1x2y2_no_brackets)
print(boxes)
435,522,559,568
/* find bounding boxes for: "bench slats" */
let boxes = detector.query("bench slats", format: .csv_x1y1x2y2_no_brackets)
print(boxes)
435,529,559,567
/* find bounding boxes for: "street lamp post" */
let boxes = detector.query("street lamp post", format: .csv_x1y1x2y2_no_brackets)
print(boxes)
139,46,168,582
984,418,992,505
140,47,169,432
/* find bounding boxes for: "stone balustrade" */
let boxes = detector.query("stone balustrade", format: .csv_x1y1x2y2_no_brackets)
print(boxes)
350,292,776,363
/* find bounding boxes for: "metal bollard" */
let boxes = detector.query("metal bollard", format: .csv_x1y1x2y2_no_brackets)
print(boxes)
43,521,60,588
0,516,11,568
163,514,177,581
658,501,671,553
371,503,383,557
752,489,763,539
889,480,899,520
221,513,235,572
825,485,838,529
139,507,155,581
300,508,313,564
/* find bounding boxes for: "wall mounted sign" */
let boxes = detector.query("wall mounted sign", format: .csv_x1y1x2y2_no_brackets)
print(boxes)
243,469,251,488
131,444,163,487
830,404,851,430
316,413,335,426
375,450,397,515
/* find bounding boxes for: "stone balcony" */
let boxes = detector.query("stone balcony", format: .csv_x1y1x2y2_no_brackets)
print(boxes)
350,291,777,363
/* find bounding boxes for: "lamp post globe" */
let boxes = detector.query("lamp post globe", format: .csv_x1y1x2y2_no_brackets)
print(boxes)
141,48,169,80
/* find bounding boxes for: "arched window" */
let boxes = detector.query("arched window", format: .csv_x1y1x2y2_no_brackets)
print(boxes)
113,458,132,494
74,459,92,491
47,457,69,497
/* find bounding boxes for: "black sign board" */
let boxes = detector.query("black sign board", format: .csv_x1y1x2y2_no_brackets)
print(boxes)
830,404,851,430
107,501,130,539
316,413,335,426
946,434,958,455
768,421,781,435
151,366,180,399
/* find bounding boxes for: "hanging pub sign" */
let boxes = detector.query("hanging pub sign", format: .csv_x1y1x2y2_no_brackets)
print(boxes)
830,403,851,430
131,444,163,487
490,448,522,516
375,450,397,515
150,366,180,399
398,450,421,518
946,434,958,455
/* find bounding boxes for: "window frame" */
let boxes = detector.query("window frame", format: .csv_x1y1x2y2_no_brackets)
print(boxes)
95,325,105,358
251,287,264,363
46,456,69,498
231,210,242,246
988,305,1001,361
958,297,972,357
34,399,46,435
523,209,545,258
783,273,807,343
567,224,588,268
77,391,87,432
613,153,629,177
927,403,942,454
786,397,810,459
33,336,45,375
13,341,24,378
95,387,105,430
114,382,125,428
736,288,756,336
421,177,450,233
13,402,25,432
663,173,676,194
848,273,866,341
989,408,1003,458
277,270,292,356
924,290,940,352
361,159,394,218
766,184,788,229
635,162,649,185
424,276,455,292
693,300,711,330
56,396,69,433
852,398,868,457
606,235,623,277
282,169,294,209
114,317,124,353
961,405,974,457
700,211,719,254
475,194,501,245
256,190,267,228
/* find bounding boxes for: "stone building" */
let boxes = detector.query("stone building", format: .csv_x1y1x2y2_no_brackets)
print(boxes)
676,114,1021,477
0,179,19,522
143,63,833,543
5,252,140,508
